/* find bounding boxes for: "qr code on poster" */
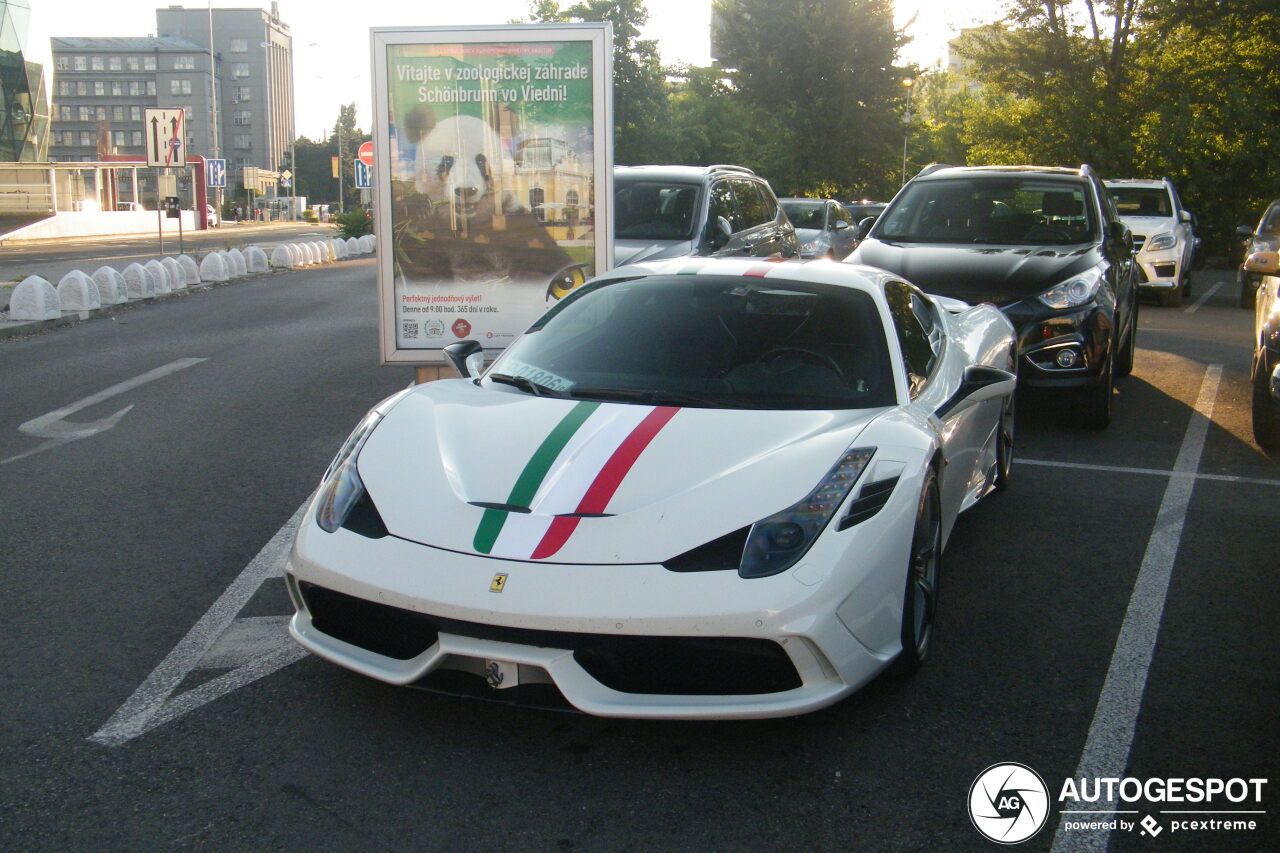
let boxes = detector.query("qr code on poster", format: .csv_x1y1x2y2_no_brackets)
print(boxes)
401,320,418,340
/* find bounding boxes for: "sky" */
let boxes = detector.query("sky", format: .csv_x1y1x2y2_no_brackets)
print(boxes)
32,0,1007,138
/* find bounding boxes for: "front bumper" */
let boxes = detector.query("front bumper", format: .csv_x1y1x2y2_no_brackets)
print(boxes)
1004,302,1113,390
285,486,918,719
1134,246,1182,289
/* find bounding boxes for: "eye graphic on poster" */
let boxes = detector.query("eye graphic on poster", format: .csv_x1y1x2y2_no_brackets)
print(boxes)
373,25,614,364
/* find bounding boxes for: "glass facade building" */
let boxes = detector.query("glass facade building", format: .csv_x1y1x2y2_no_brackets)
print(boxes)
0,0,50,161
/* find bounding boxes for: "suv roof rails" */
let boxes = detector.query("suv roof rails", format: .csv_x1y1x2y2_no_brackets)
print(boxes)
706,164,756,176
1078,164,1099,180
916,163,953,178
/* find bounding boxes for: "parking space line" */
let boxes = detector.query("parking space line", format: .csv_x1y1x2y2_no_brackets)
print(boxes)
1184,282,1223,313
1018,457,1280,487
88,500,310,747
1050,364,1222,853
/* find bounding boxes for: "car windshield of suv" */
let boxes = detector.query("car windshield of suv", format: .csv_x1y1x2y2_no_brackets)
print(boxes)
876,178,1098,245
487,275,896,411
781,200,826,230
1110,187,1173,217
615,180,701,241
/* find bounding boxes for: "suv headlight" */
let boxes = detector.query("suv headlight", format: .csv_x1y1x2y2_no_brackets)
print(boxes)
1145,232,1176,251
315,409,383,533
739,448,875,578
1039,269,1103,309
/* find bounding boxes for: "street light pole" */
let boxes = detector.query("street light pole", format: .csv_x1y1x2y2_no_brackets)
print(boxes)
901,77,915,187
207,2,221,221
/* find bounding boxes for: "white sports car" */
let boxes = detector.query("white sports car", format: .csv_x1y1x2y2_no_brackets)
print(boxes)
287,258,1017,718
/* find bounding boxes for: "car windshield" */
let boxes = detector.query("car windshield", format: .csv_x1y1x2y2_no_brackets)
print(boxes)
875,178,1098,245
487,275,896,411
781,201,826,230
615,180,701,241
1110,186,1173,217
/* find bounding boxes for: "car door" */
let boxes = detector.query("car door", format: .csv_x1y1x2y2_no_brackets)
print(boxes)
830,201,856,258
730,178,778,257
701,179,745,257
1098,183,1137,343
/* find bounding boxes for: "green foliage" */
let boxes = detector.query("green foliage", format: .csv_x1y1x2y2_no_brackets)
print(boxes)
335,208,373,239
711,0,906,199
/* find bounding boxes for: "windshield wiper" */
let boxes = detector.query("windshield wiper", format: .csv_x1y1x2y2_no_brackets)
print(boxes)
488,373,567,398
568,387,761,409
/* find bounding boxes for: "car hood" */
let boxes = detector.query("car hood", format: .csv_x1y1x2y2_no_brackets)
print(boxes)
850,238,1097,306
1117,215,1175,240
353,379,885,565
794,227,827,242
614,238,696,266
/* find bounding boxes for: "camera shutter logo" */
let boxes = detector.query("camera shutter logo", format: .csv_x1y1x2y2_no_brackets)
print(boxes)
968,763,1050,844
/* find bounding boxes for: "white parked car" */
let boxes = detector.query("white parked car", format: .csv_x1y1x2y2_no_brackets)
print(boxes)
286,257,1017,718
206,204,219,226
1105,177,1196,306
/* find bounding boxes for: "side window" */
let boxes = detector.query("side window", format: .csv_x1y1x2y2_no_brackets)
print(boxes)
832,202,850,228
733,179,769,228
885,282,939,397
707,180,741,233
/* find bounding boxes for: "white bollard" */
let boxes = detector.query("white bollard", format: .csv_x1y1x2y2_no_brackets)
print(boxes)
92,266,129,304
245,246,268,272
227,248,248,277
122,263,156,299
270,244,294,268
331,238,348,260
56,270,102,311
144,259,171,294
8,275,61,320
162,257,187,290
346,236,360,255
178,254,201,285
199,252,229,282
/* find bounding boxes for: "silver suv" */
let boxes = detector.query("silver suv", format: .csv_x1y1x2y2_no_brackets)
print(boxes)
613,165,800,266
1104,178,1196,307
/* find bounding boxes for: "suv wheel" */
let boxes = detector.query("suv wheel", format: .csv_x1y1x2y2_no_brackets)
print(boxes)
1115,314,1137,377
1253,357,1280,451
1075,356,1114,429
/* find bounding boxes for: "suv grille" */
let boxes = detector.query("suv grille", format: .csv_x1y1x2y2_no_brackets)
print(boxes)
298,582,802,695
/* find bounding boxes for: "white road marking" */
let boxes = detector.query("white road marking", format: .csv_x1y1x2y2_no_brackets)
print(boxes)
1018,457,1280,487
1050,364,1222,853
1184,282,1223,313
89,500,310,747
1,358,206,465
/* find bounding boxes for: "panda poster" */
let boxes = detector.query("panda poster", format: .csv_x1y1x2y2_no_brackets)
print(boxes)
372,24,614,364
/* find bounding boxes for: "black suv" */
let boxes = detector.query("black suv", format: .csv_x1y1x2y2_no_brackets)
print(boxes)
847,164,1138,428
613,165,800,266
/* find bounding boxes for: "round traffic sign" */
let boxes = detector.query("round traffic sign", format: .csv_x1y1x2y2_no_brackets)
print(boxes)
358,141,374,167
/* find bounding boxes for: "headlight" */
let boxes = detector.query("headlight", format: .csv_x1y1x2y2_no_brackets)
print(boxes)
1145,232,1176,251
739,448,875,578
315,409,383,533
1039,269,1102,309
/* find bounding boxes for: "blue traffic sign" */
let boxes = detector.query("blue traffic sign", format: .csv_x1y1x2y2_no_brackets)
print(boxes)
354,159,372,189
206,158,227,188
281,177,292,188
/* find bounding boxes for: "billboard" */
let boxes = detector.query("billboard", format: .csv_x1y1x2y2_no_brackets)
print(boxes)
371,24,613,364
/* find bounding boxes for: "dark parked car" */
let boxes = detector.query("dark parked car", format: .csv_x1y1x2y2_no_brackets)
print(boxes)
1236,199,1280,309
847,164,1139,429
845,201,887,225
613,165,800,266
779,197,858,259
1242,250,1280,450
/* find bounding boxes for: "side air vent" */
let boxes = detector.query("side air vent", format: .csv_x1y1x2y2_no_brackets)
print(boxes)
343,490,389,539
837,476,900,531
663,526,750,572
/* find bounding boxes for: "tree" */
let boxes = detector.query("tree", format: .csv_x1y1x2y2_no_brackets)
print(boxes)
711,0,906,199
527,0,671,163
329,103,370,213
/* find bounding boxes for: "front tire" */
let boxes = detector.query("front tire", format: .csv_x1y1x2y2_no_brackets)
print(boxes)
1252,356,1280,451
1075,355,1114,430
887,468,941,677
1115,311,1137,377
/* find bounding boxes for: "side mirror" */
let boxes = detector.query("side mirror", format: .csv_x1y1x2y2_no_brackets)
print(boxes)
1272,364,1280,403
1237,225,1255,239
834,220,850,231
706,215,733,250
856,217,876,239
443,340,485,378
935,365,1017,419
1179,210,1193,224
1244,250,1280,275
1108,219,1132,251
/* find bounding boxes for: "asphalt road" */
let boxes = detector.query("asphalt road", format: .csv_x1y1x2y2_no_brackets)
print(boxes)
0,263,1274,852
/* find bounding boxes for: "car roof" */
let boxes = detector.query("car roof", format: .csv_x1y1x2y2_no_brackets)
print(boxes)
914,164,1090,183
597,256,897,297
779,197,836,204
614,164,757,181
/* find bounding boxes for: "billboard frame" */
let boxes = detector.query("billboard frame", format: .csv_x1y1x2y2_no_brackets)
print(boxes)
371,23,614,366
